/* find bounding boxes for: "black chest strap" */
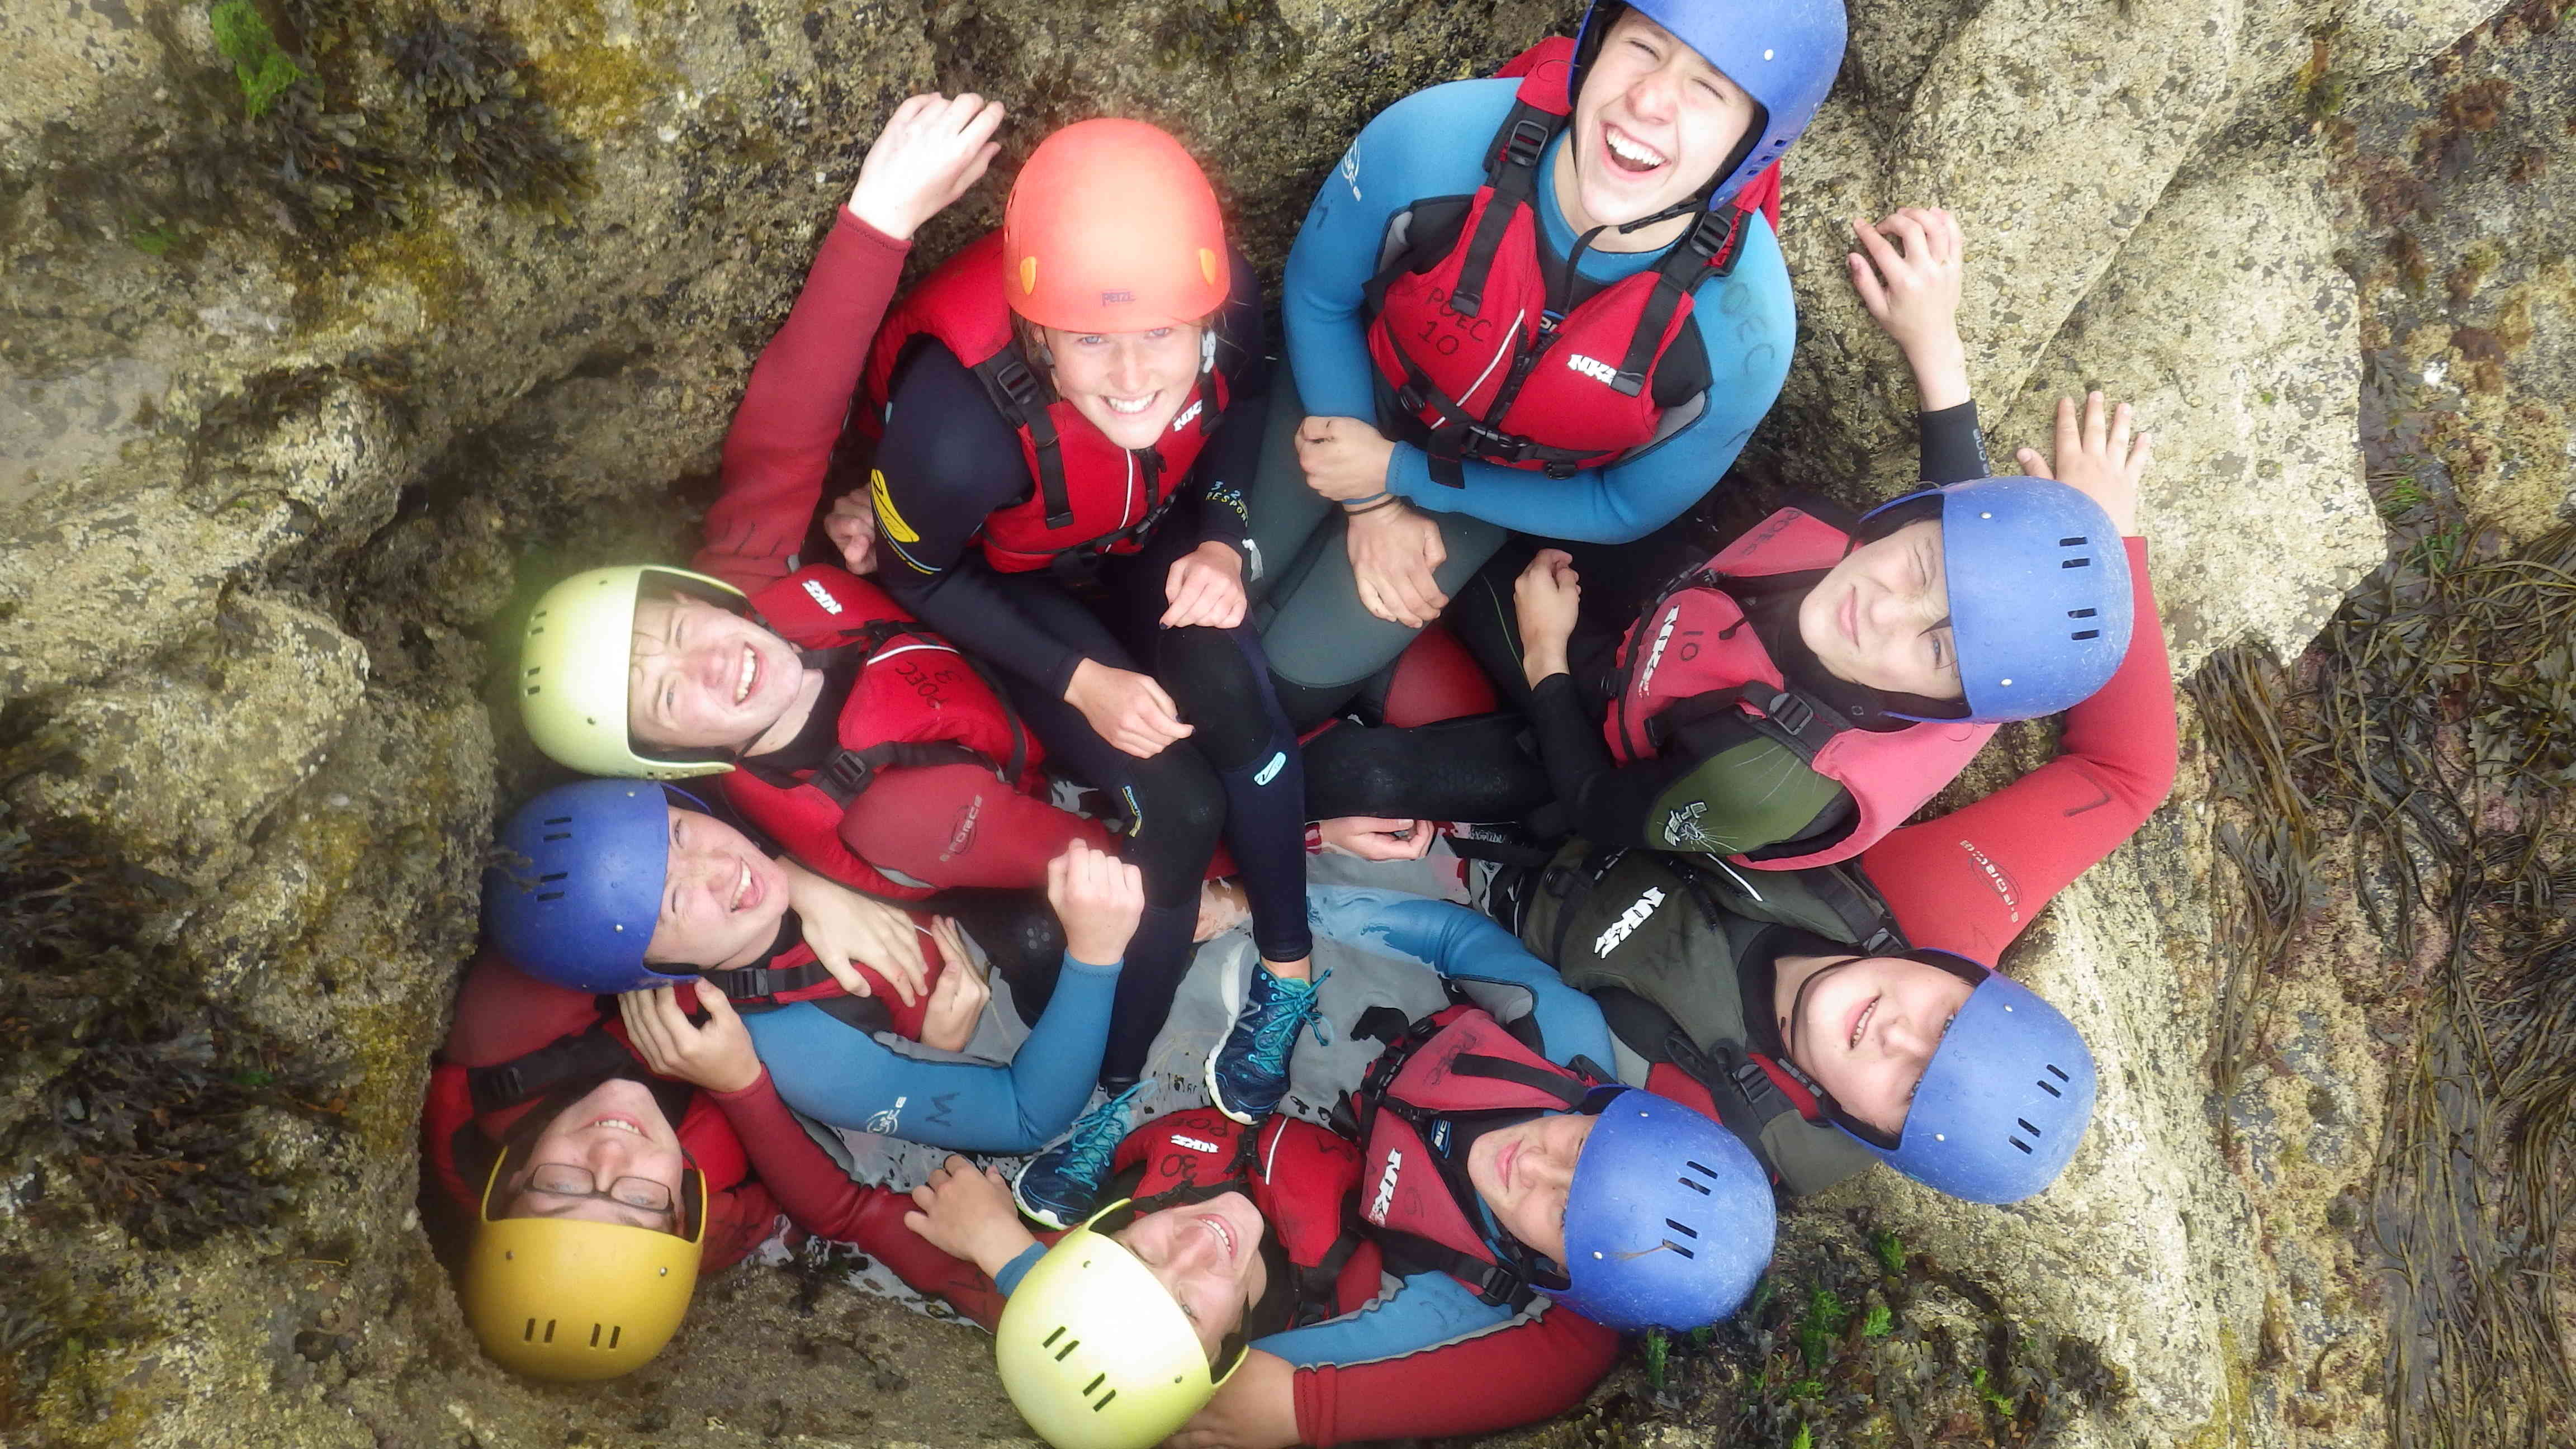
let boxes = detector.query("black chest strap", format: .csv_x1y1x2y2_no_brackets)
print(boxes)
465,1022,639,1118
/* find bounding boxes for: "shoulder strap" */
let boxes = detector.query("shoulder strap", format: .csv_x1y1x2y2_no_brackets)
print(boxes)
1451,100,1561,319
971,347,1073,528
1608,208,1752,396
464,1022,634,1117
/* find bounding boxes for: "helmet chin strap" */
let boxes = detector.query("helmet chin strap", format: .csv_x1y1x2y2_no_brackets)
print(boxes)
1778,952,1867,1062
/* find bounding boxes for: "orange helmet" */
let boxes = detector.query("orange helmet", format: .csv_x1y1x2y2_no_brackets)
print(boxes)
1002,119,1228,334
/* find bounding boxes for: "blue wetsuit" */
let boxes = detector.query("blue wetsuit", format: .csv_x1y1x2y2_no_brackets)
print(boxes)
741,951,1119,1153
1284,78,1796,542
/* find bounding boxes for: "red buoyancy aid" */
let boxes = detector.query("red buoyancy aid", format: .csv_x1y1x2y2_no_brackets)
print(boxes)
719,564,1035,901
1364,37,1777,488
1602,507,1999,869
1115,1107,1386,1323
859,231,1230,572
422,1011,764,1270
1350,1005,1609,1309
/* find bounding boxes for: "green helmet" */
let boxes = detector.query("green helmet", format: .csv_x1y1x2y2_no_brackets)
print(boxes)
517,565,746,779
995,1201,1243,1449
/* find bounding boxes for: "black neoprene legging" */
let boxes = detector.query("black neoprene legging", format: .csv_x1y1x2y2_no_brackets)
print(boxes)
979,526,1311,1087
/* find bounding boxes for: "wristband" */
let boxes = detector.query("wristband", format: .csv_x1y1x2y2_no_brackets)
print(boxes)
1341,494,1401,517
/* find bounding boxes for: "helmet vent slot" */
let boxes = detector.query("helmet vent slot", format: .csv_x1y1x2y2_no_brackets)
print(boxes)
2071,629,2100,641
589,1323,603,1348
2016,1118,2039,1135
541,1318,558,1343
2047,1063,2071,1081
2060,557,2090,569
2058,536,2087,547
538,872,567,882
1093,1389,1119,1412
1665,1218,1699,1239
1043,1326,1064,1348
1054,1336,1081,1362
1683,1159,1721,1178
536,892,565,902
1677,1175,1711,1195
2037,1078,2062,1096
1664,1240,1696,1259
2068,608,2097,619
1082,1373,1106,1396
2009,1136,2034,1154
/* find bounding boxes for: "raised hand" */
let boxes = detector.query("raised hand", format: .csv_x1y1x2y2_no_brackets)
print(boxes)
846,92,1007,240
917,922,991,1053
785,858,930,1006
903,1154,1036,1276
821,487,878,574
2015,391,2149,536
1847,207,1968,412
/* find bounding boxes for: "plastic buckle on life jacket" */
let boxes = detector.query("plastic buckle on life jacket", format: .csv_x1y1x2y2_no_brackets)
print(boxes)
812,749,878,806
1500,117,1550,172
1730,1058,1778,1108
1461,422,1535,465
988,354,1048,416
1757,690,1817,738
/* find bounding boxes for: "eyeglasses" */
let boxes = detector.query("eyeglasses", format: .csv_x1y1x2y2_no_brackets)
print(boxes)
522,1162,676,1214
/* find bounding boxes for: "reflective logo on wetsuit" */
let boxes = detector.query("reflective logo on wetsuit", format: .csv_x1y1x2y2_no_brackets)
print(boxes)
1593,887,1666,956
1338,141,1363,200
1565,353,1621,386
1254,751,1286,786
870,468,920,544
1664,801,1712,850
1172,399,1204,433
802,578,844,615
865,1096,907,1135
1366,1150,1403,1224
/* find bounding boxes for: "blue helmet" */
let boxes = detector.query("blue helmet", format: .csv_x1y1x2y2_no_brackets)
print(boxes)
1845,955,2097,1203
1560,1089,1776,1330
483,779,699,994
1568,0,1849,207
1859,476,2135,723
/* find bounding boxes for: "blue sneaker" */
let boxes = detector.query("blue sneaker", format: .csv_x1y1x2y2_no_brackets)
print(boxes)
1206,964,1329,1125
1014,1083,1147,1230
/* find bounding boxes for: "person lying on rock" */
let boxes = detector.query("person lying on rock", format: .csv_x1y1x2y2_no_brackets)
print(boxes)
839,119,1317,1114
902,989,1774,1449
1471,393,2173,1203
515,92,1125,915
482,776,1145,1154
423,896,1020,1381
1243,0,1841,734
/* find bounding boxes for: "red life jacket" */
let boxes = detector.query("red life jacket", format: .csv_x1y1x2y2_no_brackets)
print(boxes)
1114,1107,1386,1324
859,230,1229,573
1601,507,1999,869
1363,37,1777,488
719,564,1035,900
1348,1005,1611,1309
422,1011,761,1270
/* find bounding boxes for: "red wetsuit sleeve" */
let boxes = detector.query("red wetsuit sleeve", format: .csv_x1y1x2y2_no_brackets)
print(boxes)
837,763,1115,891
694,209,913,593
1860,537,2177,963
706,1068,1006,1324
1291,1303,1621,1447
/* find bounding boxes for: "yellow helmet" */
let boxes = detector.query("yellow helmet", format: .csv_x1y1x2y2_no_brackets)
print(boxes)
995,1201,1245,1449
457,1149,708,1382
517,565,748,779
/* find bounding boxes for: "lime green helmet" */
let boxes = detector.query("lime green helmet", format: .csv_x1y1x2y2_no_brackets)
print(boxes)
518,565,747,779
996,1201,1244,1449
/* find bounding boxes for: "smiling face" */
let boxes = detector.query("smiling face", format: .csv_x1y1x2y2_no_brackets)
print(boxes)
628,593,817,753
644,806,794,970
1112,1191,1270,1362
1037,322,1206,449
1774,953,1977,1137
505,1078,688,1233
1796,518,1966,700
1465,1111,1599,1266
1556,11,1760,239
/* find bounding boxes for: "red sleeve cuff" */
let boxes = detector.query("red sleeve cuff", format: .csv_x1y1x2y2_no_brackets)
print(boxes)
834,206,915,260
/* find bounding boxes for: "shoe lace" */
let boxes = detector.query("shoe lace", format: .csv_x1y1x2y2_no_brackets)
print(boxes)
1057,1082,1147,1181
1246,967,1333,1067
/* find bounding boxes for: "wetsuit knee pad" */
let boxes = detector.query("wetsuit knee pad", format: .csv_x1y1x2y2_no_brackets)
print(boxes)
1157,626,1280,771
1301,713,1550,823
